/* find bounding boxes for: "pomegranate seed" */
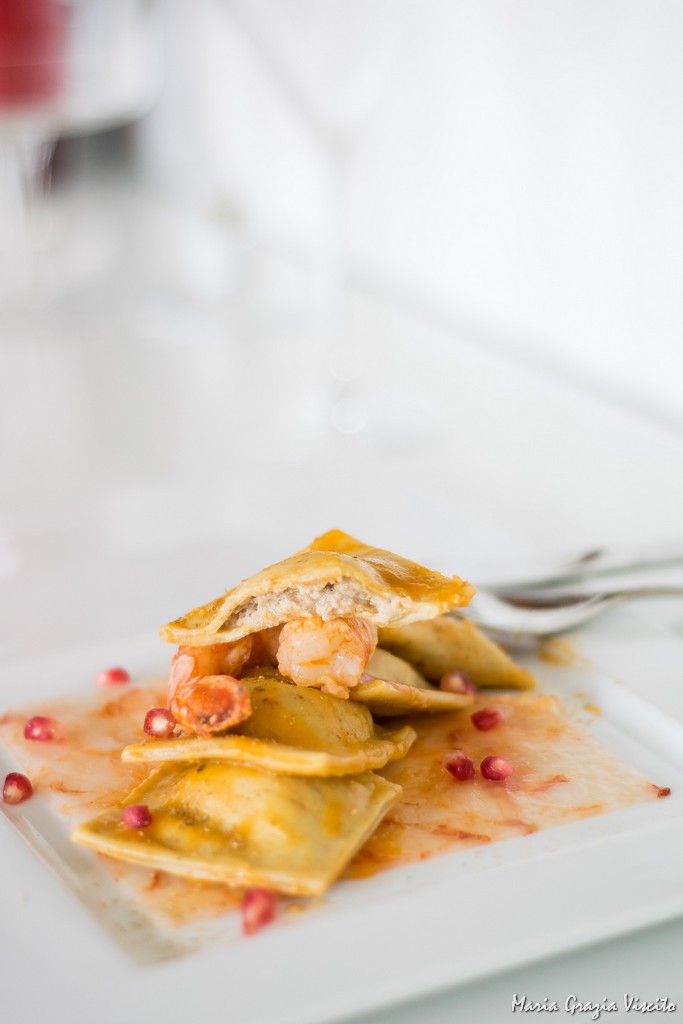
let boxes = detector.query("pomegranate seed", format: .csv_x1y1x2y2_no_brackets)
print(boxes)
442,750,476,781
242,887,277,936
3,772,33,804
122,804,152,829
94,666,130,687
471,707,505,731
24,715,64,742
480,755,514,781
439,670,477,695
144,708,176,739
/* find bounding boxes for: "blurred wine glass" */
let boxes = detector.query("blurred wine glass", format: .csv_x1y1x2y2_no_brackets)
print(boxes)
0,0,163,584
226,0,415,436
0,0,162,307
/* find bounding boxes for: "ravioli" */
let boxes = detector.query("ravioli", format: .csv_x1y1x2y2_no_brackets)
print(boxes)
352,648,473,716
379,615,536,690
160,530,474,647
122,675,416,775
352,678,472,716
72,763,401,896
366,648,431,689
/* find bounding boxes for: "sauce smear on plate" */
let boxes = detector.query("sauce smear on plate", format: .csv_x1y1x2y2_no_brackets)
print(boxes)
0,683,667,924
347,693,665,877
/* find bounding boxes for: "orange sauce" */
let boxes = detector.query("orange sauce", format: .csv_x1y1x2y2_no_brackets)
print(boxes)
0,682,667,923
0,680,240,925
538,637,585,667
347,693,665,878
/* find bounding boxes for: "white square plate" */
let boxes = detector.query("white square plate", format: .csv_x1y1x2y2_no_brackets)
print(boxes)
1,628,683,1024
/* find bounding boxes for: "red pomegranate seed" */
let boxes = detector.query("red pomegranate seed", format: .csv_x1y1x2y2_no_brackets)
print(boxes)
144,708,176,739
122,804,152,829
471,707,505,731
94,666,130,687
242,887,277,936
439,670,477,695
442,750,476,781
3,772,33,804
24,716,65,742
480,755,514,781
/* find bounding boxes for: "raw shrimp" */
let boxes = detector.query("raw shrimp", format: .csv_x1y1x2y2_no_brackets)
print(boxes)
276,616,378,698
167,631,282,736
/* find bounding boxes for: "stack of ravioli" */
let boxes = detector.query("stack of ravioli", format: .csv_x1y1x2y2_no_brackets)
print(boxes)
73,531,533,897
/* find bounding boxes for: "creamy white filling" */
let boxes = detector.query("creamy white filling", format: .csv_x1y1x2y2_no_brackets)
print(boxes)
224,579,406,633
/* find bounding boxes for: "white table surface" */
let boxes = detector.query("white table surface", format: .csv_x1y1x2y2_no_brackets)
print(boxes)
1,270,682,1023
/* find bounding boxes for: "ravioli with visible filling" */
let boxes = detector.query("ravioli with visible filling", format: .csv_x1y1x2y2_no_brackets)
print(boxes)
160,529,475,647
72,764,401,896
379,615,536,690
159,531,482,731
122,675,416,775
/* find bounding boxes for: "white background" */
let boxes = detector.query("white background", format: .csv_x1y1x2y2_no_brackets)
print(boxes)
143,0,683,429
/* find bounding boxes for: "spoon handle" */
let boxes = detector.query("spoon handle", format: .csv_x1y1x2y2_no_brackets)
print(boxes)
491,541,683,592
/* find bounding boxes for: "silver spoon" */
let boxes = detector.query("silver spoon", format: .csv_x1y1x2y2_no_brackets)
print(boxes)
457,585,683,639
486,540,683,591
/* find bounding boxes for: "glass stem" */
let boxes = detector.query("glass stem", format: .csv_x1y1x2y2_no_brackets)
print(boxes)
319,137,366,434
0,137,32,304
0,131,50,307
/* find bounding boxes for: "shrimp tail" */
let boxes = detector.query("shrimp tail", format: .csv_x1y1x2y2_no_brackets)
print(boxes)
168,652,252,735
